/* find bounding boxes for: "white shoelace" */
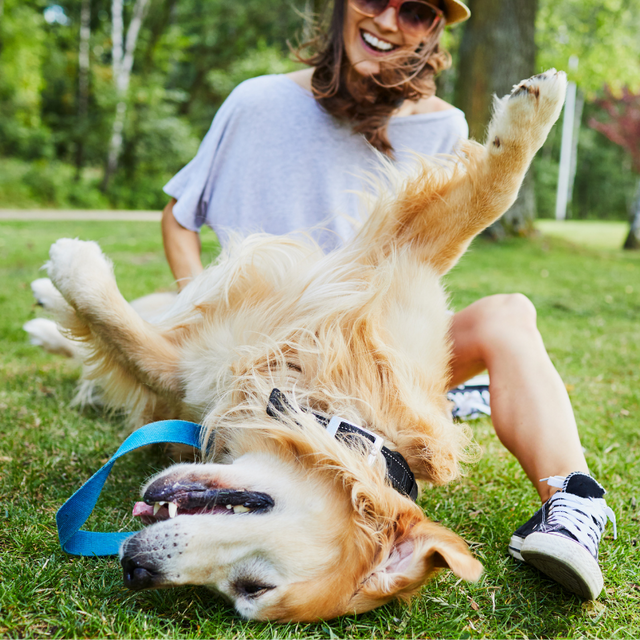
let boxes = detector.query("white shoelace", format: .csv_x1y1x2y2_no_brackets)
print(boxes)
541,476,617,557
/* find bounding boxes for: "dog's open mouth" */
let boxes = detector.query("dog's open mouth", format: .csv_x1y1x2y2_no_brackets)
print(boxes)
133,482,275,524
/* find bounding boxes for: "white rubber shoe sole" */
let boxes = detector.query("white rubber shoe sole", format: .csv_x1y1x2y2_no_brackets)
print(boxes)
520,532,603,600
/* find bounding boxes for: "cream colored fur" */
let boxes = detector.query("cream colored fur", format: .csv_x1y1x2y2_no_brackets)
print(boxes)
44,71,566,621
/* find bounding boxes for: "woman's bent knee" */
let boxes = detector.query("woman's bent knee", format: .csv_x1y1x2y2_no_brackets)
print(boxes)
485,293,537,324
462,294,539,345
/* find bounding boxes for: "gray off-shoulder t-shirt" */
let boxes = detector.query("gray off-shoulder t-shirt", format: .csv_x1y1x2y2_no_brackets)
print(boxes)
164,74,468,250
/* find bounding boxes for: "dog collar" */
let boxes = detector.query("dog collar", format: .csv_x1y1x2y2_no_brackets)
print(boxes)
267,389,418,501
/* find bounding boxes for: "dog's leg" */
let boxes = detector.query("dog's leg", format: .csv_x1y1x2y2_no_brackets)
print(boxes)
360,70,567,275
23,278,83,358
47,238,183,402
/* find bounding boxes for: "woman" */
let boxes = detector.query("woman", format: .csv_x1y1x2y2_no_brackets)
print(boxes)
161,0,615,600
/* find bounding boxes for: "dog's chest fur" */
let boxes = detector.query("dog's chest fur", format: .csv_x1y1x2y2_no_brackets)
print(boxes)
169,239,455,480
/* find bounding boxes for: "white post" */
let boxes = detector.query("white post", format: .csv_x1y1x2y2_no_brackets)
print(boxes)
555,56,579,221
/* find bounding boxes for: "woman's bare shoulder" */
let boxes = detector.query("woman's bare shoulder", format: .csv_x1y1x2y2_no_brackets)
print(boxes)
286,68,314,92
396,95,456,117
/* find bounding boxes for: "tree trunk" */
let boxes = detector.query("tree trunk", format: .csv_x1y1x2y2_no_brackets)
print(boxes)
624,177,640,250
454,0,538,237
75,0,91,180
102,0,150,191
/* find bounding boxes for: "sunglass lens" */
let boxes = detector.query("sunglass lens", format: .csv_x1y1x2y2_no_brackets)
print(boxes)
398,2,439,34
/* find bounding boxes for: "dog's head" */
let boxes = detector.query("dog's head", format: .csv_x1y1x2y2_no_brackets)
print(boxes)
120,416,482,621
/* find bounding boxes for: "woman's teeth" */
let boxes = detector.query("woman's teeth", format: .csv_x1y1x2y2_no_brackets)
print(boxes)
361,31,396,52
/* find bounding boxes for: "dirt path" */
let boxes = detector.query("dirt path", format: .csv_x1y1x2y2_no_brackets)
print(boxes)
0,209,161,221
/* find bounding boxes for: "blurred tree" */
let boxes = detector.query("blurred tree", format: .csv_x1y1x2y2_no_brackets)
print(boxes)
75,0,91,178
0,0,49,158
3,0,639,219
101,0,150,190
169,0,305,135
588,86,640,249
454,0,538,238
0,0,5,54
533,106,637,223
537,0,640,97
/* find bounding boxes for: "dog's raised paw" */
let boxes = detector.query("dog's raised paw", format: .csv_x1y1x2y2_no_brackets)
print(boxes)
506,69,567,123
509,69,565,103
488,69,567,155
46,238,114,302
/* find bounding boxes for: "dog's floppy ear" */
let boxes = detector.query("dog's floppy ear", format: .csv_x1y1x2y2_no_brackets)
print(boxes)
348,518,483,613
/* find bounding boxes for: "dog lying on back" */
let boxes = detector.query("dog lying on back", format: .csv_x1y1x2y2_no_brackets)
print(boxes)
41,71,565,621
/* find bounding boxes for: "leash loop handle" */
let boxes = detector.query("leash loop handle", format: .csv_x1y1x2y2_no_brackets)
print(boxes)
56,420,203,557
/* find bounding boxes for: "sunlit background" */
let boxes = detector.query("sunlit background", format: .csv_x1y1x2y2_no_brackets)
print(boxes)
0,0,639,245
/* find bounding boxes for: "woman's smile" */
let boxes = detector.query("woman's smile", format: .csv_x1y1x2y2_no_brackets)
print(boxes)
343,2,423,76
360,29,400,54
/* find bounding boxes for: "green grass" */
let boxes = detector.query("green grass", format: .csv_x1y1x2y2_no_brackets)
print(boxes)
535,220,630,251
1,221,639,638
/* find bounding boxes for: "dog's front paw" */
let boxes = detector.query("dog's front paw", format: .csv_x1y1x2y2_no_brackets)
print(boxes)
31,277,70,313
488,69,567,153
46,238,114,304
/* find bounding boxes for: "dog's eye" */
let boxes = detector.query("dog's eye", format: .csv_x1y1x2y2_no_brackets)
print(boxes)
235,580,275,599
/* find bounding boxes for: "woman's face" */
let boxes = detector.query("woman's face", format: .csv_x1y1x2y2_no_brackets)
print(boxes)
342,0,430,76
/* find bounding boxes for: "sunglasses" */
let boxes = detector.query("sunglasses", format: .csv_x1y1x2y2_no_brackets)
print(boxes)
349,0,444,38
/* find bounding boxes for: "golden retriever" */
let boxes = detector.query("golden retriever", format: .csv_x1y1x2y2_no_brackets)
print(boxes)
42,70,566,621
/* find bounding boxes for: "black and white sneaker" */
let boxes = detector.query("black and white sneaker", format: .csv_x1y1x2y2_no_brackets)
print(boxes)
448,374,491,421
509,472,616,599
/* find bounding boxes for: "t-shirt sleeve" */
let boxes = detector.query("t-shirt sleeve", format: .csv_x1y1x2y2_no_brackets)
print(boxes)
163,97,236,232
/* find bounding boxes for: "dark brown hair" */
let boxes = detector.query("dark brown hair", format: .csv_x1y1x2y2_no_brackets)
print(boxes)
294,0,451,156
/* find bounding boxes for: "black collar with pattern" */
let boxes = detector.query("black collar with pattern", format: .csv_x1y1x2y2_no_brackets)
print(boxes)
266,389,418,501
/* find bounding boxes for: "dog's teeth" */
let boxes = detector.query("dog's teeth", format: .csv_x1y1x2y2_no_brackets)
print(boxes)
233,505,250,514
168,502,178,518
153,503,162,515
226,504,233,510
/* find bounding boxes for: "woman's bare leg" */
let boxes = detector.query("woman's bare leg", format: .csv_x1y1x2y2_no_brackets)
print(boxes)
449,293,588,502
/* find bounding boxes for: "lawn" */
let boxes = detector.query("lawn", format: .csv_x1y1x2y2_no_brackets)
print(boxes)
535,220,630,251
0,220,639,639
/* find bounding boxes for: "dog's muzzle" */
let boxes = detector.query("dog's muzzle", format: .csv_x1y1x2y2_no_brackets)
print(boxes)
120,537,164,591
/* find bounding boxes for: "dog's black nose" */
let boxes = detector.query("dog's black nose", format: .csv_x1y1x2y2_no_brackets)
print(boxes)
121,555,157,591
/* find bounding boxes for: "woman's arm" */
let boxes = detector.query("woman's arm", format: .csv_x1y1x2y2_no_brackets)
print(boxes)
161,198,204,291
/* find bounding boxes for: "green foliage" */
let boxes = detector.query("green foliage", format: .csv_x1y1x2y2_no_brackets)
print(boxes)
0,0,306,208
0,0,638,218
1,220,638,637
166,0,306,134
537,0,640,95
0,0,51,158
112,82,201,209
534,103,638,220
0,157,110,209
207,41,301,105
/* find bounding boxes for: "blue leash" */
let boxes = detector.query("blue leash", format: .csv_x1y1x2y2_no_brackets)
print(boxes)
56,420,204,557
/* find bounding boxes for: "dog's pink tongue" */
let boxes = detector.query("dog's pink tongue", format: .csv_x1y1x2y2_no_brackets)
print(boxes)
133,501,154,517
